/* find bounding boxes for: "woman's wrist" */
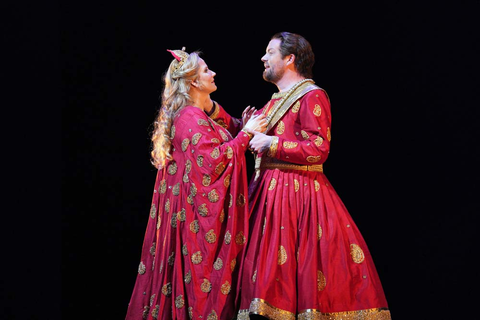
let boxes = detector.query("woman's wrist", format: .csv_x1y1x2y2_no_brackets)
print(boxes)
241,128,253,140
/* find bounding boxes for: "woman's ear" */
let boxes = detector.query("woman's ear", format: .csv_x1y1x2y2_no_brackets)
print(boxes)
191,80,199,88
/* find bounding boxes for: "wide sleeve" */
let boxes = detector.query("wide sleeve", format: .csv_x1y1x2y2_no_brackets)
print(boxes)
208,102,243,137
272,89,332,165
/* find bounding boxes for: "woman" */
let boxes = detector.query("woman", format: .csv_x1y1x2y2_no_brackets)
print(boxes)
125,48,266,320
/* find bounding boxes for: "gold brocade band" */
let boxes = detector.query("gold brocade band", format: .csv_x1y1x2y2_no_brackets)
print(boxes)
238,299,392,320
261,159,323,173
267,136,279,157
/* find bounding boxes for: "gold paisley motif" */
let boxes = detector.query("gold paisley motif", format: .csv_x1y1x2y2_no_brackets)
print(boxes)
159,179,166,193
191,251,203,264
151,305,159,319
168,161,177,175
237,193,246,207
183,173,189,183
205,229,217,243
219,130,228,141
157,216,161,229
185,159,192,173
268,178,277,190
229,193,233,208
172,182,180,196
317,270,326,291
314,136,324,147
235,231,246,245
143,306,150,319
182,138,190,152
318,224,323,240
211,137,220,144
350,244,365,263
327,127,331,141
192,133,202,145
175,295,185,309
170,125,176,139
165,199,170,213
150,242,156,256
291,101,301,113
150,204,156,219
185,270,192,283
187,194,193,205
188,307,193,319
306,155,321,163
301,130,309,140
215,162,226,175
210,147,220,159
182,244,188,256
198,203,209,216
230,258,236,271
276,120,285,135
138,261,146,274
201,279,212,293
170,215,177,228
168,252,175,266
252,269,257,283
189,220,199,233
207,310,218,320
313,104,322,116
294,179,299,192
208,189,219,203
197,155,204,167
213,258,223,270
202,174,211,186
225,146,233,159
283,141,298,149
219,209,225,223
278,245,287,265
221,281,231,295
190,183,197,196
224,230,231,244
161,283,172,296
177,208,186,222
197,118,210,126
224,174,231,187
314,180,320,191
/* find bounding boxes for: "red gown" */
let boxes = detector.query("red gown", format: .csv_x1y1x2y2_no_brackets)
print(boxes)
125,104,251,320
238,83,391,319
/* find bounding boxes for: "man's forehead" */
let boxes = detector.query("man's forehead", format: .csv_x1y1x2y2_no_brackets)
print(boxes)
267,39,281,51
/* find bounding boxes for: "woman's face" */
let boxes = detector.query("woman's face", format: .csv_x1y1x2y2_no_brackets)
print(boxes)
194,58,217,94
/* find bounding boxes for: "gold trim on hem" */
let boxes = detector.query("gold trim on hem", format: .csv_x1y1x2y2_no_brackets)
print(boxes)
239,302,391,320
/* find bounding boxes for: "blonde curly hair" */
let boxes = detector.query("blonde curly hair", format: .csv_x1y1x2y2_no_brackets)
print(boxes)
150,50,201,169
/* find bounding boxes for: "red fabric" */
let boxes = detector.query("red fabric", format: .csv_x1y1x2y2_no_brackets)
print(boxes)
239,89,390,317
125,105,251,320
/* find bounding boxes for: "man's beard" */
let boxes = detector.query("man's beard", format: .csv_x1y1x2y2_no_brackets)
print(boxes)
263,66,284,84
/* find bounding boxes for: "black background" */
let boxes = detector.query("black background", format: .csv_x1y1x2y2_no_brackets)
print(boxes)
6,1,480,320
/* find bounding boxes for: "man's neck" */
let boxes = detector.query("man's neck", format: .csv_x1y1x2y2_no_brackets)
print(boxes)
276,74,307,92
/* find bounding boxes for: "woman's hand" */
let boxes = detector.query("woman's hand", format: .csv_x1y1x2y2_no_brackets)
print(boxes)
242,106,257,129
243,113,267,133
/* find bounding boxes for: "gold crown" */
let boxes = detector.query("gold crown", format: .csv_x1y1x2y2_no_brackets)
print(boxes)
167,47,189,73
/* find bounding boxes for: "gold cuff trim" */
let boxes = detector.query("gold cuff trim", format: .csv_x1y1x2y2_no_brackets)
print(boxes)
241,128,253,139
261,159,323,173
267,136,279,157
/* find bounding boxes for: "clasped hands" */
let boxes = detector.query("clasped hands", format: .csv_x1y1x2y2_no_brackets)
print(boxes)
242,106,272,154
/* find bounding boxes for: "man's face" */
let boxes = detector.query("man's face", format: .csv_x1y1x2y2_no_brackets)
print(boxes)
261,39,287,83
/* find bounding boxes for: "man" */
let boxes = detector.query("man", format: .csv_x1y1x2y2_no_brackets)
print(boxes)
238,32,391,319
